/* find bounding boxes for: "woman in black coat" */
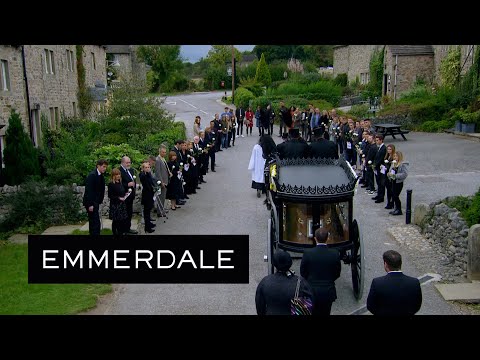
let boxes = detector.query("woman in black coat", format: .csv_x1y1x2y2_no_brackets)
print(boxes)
255,250,313,315
108,167,129,236
139,161,156,233
166,151,182,210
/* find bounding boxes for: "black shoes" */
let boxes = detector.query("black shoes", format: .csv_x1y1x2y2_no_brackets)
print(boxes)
385,203,394,209
211,170,216,172
128,229,138,234
389,209,403,215
374,199,384,203
145,228,155,233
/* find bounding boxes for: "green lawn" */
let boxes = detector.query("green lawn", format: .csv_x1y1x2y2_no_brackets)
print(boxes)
0,243,112,315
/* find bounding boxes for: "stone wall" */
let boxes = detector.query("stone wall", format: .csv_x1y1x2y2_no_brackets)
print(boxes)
372,113,415,129
0,183,145,223
415,200,471,280
333,46,349,78
83,45,106,88
333,45,380,84
433,45,475,84
0,46,28,135
24,45,79,124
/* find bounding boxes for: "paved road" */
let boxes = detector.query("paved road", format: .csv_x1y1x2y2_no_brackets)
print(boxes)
89,92,480,315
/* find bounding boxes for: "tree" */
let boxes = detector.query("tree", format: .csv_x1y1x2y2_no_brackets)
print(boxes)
206,45,242,67
3,109,40,185
136,45,184,92
255,53,272,87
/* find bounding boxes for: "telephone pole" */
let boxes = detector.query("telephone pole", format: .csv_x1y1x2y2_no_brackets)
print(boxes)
231,45,235,103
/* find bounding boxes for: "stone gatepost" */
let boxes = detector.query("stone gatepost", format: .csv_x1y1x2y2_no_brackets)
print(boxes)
467,224,480,281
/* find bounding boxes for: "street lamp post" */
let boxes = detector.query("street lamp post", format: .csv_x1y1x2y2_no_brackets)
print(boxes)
231,45,235,104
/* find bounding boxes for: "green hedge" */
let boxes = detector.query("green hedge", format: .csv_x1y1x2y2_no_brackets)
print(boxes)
266,80,342,106
234,87,256,108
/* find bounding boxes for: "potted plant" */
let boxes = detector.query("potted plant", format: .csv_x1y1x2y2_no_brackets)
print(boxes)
461,110,480,133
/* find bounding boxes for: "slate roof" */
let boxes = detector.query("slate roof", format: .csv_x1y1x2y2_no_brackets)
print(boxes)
105,45,131,54
389,45,434,56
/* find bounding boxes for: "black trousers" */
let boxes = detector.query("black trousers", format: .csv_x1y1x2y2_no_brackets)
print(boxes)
87,204,101,236
375,172,386,200
366,167,375,191
237,121,244,135
385,177,393,205
112,220,128,236
392,181,404,210
125,197,134,230
144,202,154,230
313,298,333,316
209,152,215,171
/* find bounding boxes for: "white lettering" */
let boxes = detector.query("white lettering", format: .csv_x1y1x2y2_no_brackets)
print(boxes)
43,250,59,269
157,250,175,269
89,250,108,268
218,250,234,269
200,250,214,269
114,250,130,269
136,250,153,269
64,250,83,268
177,250,197,269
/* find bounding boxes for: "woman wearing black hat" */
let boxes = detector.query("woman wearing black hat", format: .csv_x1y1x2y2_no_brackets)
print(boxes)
255,250,314,315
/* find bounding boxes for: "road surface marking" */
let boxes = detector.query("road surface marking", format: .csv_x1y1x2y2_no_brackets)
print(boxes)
165,101,177,105
200,110,208,115
347,273,441,315
178,98,197,109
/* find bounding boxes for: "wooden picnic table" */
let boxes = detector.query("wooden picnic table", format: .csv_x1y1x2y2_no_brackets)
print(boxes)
374,123,410,140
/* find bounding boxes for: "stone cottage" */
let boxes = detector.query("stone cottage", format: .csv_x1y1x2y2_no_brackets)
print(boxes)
105,45,147,84
0,45,106,147
333,45,477,100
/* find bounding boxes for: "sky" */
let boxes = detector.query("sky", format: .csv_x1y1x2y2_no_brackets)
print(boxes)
180,45,255,63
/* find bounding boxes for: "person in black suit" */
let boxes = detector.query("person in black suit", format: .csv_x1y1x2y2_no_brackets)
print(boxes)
372,134,387,203
300,228,341,315
367,250,422,316
83,159,108,236
309,127,339,159
235,105,245,137
120,156,138,234
170,140,186,205
255,249,313,315
276,128,310,159
139,160,156,233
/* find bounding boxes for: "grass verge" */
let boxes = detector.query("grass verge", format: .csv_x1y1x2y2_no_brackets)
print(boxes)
0,241,112,315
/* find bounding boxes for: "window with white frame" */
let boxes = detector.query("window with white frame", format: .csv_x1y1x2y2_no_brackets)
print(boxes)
1,59,10,91
44,49,55,74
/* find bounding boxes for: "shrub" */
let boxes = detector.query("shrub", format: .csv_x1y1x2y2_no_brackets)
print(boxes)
334,73,348,87
234,87,256,108
444,189,480,227
137,122,186,155
255,53,272,87
91,144,146,178
266,80,342,106
348,104,370,119
0,180,86,233
3,109,41,185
